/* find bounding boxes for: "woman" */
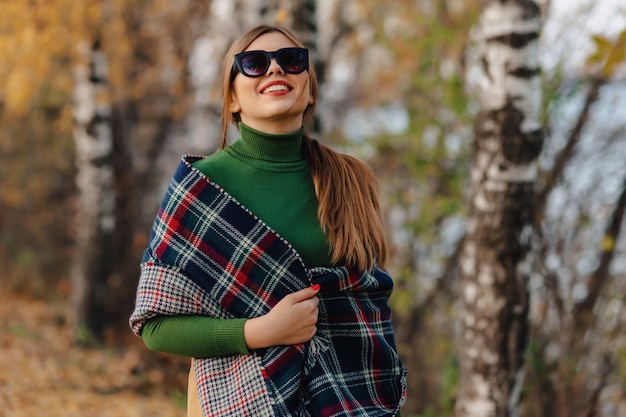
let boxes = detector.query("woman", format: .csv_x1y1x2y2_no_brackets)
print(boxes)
130,24,406,416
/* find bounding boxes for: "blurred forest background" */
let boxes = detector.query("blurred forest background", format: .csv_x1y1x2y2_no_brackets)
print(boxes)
1,0,626,416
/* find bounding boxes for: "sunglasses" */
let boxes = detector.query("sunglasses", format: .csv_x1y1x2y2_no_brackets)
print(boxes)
231,47,309,81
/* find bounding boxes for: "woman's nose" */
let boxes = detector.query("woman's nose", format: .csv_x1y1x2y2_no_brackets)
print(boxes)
266,58,284,75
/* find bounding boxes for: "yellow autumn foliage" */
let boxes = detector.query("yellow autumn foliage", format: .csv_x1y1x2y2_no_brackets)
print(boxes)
0,0,203,121
0,0,101,117
586,29,626,78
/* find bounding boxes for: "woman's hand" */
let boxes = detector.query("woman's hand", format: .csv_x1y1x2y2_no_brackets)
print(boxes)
244,285,320,350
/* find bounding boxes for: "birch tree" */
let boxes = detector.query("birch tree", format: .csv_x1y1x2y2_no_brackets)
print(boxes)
70,0,210,341
71,39,116,341
456,1,543,416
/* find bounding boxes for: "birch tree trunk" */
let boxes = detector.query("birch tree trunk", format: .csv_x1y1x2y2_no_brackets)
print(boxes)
71,39,115,342
70,1,213,341
456,1,543,416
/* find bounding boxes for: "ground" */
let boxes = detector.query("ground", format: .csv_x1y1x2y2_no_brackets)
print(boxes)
0,290,188,417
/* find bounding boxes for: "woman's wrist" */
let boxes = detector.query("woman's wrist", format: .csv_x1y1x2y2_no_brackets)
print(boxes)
243,316,272,350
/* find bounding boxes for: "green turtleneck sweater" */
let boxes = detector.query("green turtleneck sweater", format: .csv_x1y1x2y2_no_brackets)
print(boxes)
141,123,332,358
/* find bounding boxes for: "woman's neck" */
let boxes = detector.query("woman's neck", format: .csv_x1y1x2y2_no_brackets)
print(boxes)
235,122,304,164
238,115,304,135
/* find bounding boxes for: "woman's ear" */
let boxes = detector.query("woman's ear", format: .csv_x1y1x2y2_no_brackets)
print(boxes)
229,91,241,113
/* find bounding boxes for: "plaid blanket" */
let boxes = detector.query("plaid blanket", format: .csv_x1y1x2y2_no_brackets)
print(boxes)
130,156,406,416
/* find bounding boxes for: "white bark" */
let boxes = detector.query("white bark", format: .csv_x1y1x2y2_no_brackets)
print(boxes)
456,1,543,416
71,40,115,339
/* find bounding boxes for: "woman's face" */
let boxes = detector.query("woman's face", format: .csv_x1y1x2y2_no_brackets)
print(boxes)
230,32,314,134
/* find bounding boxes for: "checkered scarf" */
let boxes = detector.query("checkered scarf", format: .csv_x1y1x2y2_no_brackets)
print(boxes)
130,156,406,416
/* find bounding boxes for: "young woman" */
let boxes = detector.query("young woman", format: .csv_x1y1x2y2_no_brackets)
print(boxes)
130,25,406,416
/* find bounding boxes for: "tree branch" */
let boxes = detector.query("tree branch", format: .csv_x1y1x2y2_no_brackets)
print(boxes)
574,171,626,329
535,77,605,219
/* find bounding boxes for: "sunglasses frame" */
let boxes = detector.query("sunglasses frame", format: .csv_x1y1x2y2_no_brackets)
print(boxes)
231,47,309,81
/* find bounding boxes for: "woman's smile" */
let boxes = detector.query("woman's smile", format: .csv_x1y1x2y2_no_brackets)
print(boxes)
260,80,293,95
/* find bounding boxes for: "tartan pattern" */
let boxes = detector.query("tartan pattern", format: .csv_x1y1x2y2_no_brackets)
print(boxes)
303,267,405,417
130,156,406,416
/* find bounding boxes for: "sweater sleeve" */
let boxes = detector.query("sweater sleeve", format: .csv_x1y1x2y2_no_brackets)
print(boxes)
141,315,250,358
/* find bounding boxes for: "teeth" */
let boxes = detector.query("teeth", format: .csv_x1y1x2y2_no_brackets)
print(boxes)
263,84,289,93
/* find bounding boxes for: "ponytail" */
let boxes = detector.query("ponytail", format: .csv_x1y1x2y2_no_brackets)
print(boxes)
302,135,388,272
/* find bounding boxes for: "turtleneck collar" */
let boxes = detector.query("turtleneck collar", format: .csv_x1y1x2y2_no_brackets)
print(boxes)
233,122,305,163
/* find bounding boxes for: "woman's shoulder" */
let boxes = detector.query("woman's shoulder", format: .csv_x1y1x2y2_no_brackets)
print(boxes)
190,149,231,178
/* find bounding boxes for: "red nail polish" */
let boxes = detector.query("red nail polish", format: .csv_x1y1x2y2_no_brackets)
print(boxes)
311,284,320,291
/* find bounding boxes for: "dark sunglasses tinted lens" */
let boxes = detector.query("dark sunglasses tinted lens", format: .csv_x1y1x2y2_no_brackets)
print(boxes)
277,49,307,73
233,48,308,79
240,52,270,77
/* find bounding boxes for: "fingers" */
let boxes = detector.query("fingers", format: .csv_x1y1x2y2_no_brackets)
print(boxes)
285,284,320,304
247,284,322,349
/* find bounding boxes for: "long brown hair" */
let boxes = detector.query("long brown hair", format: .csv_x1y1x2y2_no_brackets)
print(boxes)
220,25,387,272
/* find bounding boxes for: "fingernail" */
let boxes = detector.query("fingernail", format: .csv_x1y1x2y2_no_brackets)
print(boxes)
311,284,320,291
